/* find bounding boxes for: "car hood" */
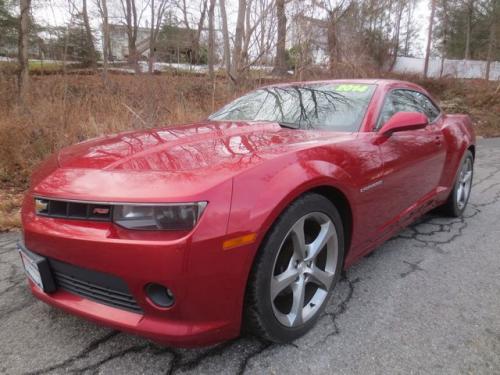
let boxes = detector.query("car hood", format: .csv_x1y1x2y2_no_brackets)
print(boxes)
57,120,354,171
32,121,356,202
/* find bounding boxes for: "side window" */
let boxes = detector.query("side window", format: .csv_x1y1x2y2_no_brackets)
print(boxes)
377,90,420,129
410,91,441,122
377,89,440,129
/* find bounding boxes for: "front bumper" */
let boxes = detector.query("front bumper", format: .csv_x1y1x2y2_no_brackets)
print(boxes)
20,196,258,347
29,280,233,347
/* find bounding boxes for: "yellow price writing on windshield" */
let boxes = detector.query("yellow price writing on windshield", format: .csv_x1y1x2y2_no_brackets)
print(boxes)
335,84,369,93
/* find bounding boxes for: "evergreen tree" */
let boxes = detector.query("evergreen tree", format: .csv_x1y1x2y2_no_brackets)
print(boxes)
434,0,500,61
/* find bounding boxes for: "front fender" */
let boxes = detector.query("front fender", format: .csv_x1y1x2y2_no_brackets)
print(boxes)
225,152,357,327
228,153,356,246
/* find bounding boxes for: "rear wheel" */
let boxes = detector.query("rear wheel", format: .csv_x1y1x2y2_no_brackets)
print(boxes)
244,193,344,343
441,150,474,217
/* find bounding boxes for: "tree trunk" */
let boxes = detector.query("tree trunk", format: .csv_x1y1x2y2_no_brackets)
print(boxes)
464,0,473,60
180,0,207,65
423,0,436,78
273,0,287,76
439,0,448,77
231,0,246,80
194,0,208,64
125,0,140,73
389,1,404,71
18,0,31,102
100,0,110,82
327,15,338,75
242,0,253,66
82,0,97,70
148,0,155,74
207,0,216,78
403,0,415,56
128,45,139,72
485,0,498,80
219,0,231,75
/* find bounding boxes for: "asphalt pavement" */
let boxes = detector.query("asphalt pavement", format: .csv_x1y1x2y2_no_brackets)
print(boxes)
1,137,500,374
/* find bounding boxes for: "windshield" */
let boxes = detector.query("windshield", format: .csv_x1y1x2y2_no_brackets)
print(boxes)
209,83,376,132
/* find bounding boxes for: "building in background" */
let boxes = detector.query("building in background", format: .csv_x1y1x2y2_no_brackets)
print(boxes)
107,24,199,63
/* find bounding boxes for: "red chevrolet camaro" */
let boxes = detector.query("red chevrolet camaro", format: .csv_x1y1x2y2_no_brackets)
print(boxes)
19,79,475,347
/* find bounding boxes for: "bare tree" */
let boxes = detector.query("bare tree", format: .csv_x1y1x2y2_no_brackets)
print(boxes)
313,0,353,74
231,0,246,80
273,0,287,75
464,0,474,60
437,0,449,77
177,0,208,64
485,0,498,80
18,0,31,101
207,0,216,78
120,0,148,72
219,0,231,74
424,0,436,78
149,0,155,73
389,0,405,71
403,0,417,56
97,0,110,81
82,0,97,70
241,0,275,66
148,0,168,73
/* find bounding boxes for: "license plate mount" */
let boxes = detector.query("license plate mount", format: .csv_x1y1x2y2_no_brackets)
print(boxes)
18,243,56,293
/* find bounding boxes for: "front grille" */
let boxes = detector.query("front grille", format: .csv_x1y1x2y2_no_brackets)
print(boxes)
35,197,112,221
49,258,142,314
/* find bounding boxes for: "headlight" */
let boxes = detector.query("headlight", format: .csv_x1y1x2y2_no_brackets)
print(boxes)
113,202,207,231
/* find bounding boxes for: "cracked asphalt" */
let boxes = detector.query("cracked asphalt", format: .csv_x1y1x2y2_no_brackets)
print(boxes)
1,137,500,375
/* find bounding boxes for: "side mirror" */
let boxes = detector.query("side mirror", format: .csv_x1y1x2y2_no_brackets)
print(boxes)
379,112,429,136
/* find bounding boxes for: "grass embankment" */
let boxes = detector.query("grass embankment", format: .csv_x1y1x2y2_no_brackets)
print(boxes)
0,74,260,230
411,76,500,138
0,72,498,231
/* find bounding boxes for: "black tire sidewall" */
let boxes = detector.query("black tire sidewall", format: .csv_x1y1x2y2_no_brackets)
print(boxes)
248,193,345,343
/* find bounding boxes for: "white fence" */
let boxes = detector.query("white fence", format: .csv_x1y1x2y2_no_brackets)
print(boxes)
393,56,500,81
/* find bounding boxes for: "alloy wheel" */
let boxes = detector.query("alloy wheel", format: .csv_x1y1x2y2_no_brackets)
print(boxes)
270,212,338,327
456,157,473,210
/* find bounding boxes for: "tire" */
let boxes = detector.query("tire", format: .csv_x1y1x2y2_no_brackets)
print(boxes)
244,193,345,343
441,150,474,217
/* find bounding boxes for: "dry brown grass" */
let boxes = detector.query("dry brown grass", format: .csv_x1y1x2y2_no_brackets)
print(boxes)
404,76,500,137
0,189,23,232
0,72,498,231
0,73,266,189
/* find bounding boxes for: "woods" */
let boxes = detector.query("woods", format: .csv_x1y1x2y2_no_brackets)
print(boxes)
433,0,500,64
1,0,498,98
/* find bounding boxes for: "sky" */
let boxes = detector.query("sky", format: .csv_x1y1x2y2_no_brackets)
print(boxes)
31,0,432,58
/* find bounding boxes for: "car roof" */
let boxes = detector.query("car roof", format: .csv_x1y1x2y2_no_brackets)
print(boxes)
261,78,420,90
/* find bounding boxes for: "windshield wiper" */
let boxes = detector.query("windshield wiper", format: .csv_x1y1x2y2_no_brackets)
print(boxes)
277,121,301,129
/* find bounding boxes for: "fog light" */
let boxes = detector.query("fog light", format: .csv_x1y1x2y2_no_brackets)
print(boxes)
145,283,175,308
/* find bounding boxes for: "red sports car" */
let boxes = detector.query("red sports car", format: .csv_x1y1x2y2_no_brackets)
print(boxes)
19,79,475,347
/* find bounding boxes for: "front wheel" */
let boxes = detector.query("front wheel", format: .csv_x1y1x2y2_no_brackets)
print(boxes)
244,193,344,343
441,150,474,217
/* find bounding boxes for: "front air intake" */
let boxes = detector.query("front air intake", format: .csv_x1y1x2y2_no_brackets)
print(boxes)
49,258,142,314
35,197,112,222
